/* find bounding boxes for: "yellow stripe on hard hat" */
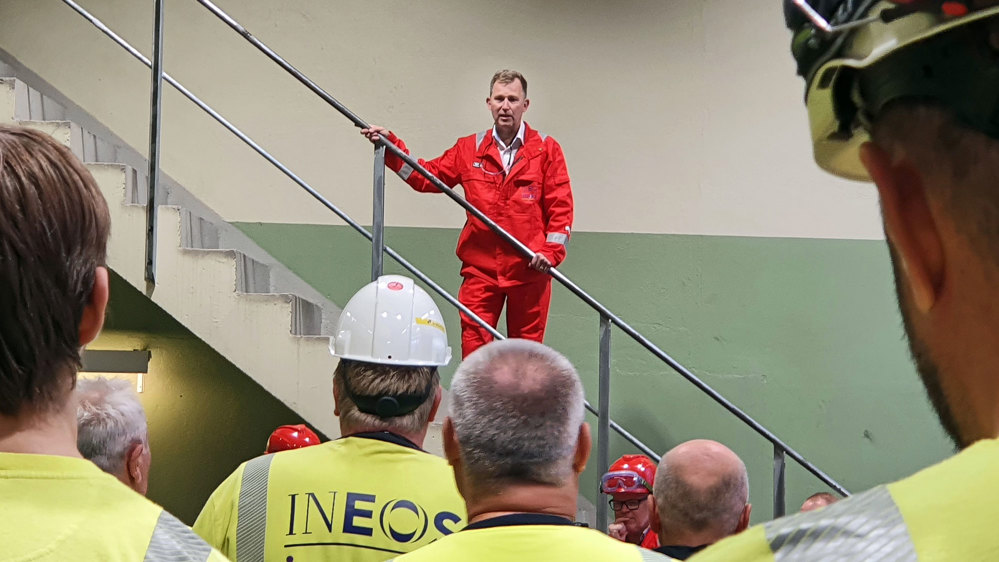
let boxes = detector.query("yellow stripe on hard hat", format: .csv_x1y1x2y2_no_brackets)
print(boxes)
416,317,446,333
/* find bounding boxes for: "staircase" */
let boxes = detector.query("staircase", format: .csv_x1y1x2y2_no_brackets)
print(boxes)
0,73,348,442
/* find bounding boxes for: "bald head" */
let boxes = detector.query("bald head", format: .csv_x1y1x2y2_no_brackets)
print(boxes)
800,492,838,512
449,339,585,490
652,440,750,545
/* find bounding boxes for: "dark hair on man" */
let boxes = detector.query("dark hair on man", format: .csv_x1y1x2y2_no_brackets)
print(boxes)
0,125,110,416
333,359,439,435
490,69,528,96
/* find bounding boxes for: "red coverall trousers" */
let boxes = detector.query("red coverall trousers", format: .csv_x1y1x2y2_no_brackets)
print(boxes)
458,274,552,358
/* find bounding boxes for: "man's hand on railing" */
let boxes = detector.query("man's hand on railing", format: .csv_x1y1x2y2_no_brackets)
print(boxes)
361,125,390,144
529,253,552,273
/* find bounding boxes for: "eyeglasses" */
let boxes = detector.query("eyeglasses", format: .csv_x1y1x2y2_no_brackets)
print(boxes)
608,496,648,512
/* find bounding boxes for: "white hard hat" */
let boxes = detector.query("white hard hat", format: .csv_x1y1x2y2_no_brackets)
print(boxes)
331,275,452,367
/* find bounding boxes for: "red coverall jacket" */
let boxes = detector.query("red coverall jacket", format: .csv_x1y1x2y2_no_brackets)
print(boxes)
384,123,573,287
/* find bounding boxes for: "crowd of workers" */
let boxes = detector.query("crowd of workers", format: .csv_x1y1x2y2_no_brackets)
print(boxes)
3,0,999,559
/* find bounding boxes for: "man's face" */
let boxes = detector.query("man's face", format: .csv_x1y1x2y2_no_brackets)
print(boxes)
611,492,652,539
487,80,529,133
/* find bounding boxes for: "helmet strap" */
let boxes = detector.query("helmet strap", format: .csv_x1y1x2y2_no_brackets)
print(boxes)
340,372,435,418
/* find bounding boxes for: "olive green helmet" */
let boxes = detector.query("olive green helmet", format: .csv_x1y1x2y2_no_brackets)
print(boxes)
784,0,999,181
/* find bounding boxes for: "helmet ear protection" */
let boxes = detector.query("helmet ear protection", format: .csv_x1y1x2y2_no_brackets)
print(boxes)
784,1,999,180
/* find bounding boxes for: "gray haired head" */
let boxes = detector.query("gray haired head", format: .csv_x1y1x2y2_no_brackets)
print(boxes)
75,377,149,475
449,339,585,489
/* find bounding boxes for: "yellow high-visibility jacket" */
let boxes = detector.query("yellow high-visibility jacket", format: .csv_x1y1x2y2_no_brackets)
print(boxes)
1,452,226,561
194,432,466,561
692,438,999,561
390,513,673,561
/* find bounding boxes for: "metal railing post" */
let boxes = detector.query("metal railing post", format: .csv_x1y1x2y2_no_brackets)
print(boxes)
187,0,850,496
773,445,787,519
596,314,612,530
371,144,386,281
144,0,165,284
64,0,853,501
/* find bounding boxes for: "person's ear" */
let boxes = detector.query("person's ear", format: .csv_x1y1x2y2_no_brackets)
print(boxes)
125,442,147,493
736,504,752,533
649,495,662,535
573,423,591,474
428,385,443,422
523,98,530,112
442,417,461,467
861,142,944,313
332,377,341,417
79,266,109,346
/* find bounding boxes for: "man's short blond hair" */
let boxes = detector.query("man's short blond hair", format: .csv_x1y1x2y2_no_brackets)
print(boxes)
490,70,527,96
333,359,439,435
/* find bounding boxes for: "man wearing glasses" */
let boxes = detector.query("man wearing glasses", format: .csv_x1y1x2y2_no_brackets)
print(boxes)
601,454,660,550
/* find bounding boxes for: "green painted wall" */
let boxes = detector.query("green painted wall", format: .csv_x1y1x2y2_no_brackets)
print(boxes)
235,222,954,522
95,271,316,524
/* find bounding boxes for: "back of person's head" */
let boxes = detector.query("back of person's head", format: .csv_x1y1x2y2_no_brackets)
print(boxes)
800,492,839,512
330,275,450,437
0,125,110,418
75,376,151,494
448,339,585,491
334,359,440,435
652,440,750,546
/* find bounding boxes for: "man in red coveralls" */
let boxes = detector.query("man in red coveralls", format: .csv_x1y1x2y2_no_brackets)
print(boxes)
362,70,574,358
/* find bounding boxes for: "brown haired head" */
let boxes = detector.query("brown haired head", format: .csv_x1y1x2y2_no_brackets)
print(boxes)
333,359,440,436
0,125,110,416
490,70,528,96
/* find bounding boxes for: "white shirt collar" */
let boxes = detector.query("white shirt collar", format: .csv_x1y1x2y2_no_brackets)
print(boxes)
492,121,525,150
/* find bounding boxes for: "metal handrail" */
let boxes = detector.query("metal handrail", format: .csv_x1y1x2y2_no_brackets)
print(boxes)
55,0,656,462
191,0,848,496
58,0,849,525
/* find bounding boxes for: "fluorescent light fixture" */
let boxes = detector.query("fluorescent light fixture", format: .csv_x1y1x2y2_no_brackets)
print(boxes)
81,350,151,393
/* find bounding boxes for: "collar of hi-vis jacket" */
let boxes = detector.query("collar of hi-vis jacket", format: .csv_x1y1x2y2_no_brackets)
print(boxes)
475,122,548,181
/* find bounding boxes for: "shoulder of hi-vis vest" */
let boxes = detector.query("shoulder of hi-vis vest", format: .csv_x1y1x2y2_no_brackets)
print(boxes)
389,524,674,561
0,452,224,561
194,435,466,561
690,438,999,561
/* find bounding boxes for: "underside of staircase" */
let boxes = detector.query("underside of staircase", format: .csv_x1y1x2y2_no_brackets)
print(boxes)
0,71,348,442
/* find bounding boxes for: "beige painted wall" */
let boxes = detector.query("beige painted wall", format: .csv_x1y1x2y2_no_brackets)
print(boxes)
0,0,881,239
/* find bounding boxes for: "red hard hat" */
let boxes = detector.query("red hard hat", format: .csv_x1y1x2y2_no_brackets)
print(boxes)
601,454,656,495
265,424,320,454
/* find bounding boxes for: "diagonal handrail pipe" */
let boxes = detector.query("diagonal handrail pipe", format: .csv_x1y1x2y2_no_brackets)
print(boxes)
56,0,657,460
192,0,848,497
